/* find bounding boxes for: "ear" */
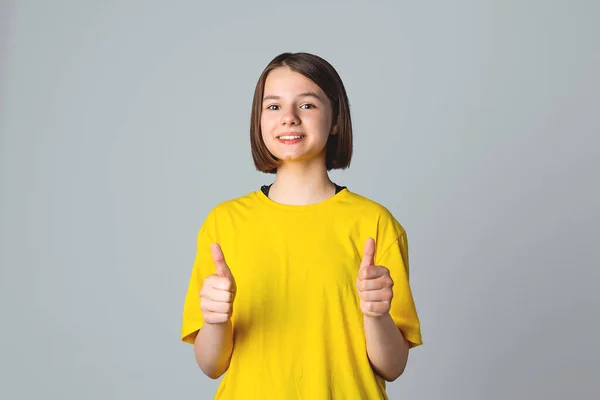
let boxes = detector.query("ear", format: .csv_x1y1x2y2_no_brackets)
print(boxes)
330,125,338,135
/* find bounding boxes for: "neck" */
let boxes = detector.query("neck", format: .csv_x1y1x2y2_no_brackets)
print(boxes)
268,157,335,206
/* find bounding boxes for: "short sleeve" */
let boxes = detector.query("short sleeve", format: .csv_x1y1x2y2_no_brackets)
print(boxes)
376,233,423,348
181,212,217,344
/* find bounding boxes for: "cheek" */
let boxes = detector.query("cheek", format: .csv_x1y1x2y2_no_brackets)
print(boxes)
306,111,332,129
306,115,332,140
260,115,276,134
260,117,277,151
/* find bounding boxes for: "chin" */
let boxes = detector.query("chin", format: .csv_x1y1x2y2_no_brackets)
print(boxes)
278,155,302,162
270,149,303,161
279,153,325,164
268,146,326,164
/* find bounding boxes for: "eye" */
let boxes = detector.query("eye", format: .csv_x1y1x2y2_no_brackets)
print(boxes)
266,104,280,110
300,104,315,109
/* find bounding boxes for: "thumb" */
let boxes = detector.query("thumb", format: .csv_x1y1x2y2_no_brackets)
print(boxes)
210,243,232,279
360,237,376,270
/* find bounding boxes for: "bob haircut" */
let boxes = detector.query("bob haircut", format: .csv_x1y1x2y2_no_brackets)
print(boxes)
250,52,353,174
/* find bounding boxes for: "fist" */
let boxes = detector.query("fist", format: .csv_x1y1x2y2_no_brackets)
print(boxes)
356,238,394,317
199,243,237,325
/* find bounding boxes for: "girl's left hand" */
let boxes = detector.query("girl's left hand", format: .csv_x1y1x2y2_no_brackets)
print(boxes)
356,238,394,317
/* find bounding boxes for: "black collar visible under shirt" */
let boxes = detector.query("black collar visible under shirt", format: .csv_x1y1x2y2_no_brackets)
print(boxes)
261,183,346,197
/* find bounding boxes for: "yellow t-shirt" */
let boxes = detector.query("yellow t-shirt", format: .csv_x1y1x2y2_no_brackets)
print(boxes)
181,188,422,399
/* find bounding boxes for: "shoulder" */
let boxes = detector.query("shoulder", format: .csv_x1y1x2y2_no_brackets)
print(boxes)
342,190,410,266
342,189,407,236
211,190,260,213
343,190,394,213
199,190,262,228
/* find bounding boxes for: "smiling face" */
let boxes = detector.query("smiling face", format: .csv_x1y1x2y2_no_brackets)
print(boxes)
260,67,336,166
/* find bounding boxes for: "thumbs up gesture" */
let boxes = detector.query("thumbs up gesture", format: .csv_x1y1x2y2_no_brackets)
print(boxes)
199,243,237,325
356,238,394,317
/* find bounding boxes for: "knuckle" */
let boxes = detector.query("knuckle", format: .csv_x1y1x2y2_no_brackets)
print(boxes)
202,289,214,301
200,301,209,312
207,300,218,312
209,315,225,324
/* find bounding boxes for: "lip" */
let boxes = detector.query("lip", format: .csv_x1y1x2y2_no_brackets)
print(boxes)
276,132,305,138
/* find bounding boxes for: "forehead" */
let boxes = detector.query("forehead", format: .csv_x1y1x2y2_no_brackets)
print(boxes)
263,67,324,98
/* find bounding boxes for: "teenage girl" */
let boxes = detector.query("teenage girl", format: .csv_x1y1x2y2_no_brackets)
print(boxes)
181,52,422,399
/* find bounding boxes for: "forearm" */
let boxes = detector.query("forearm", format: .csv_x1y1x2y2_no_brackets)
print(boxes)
364,313,409,381
194,320,234,379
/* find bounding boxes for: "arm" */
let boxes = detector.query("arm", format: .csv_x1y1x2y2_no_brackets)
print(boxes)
364,314,410,381
193,243,237,379
193,320,234,379
357,237,414,382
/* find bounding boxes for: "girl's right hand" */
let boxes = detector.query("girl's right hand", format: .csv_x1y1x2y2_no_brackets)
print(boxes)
199,243,237,325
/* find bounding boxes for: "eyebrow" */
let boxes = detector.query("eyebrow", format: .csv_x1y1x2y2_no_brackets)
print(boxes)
262,91,323,102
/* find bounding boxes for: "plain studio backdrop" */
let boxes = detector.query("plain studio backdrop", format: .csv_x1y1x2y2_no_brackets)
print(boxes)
1,1,598,399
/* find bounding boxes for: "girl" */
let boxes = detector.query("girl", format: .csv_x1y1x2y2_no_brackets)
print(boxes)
181,52,422,399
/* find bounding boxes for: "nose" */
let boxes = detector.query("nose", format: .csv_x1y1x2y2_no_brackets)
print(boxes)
281,108,300,126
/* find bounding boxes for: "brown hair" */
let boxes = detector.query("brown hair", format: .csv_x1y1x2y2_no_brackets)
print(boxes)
250,52,353,174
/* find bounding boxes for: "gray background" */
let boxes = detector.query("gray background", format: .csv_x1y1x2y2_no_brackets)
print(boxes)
1,0,598,399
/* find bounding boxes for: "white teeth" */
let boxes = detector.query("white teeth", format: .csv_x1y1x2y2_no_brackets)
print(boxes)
279,135,303,140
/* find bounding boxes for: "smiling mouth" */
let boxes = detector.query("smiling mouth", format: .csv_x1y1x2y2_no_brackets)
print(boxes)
276,132,305,144
278,135,304,140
